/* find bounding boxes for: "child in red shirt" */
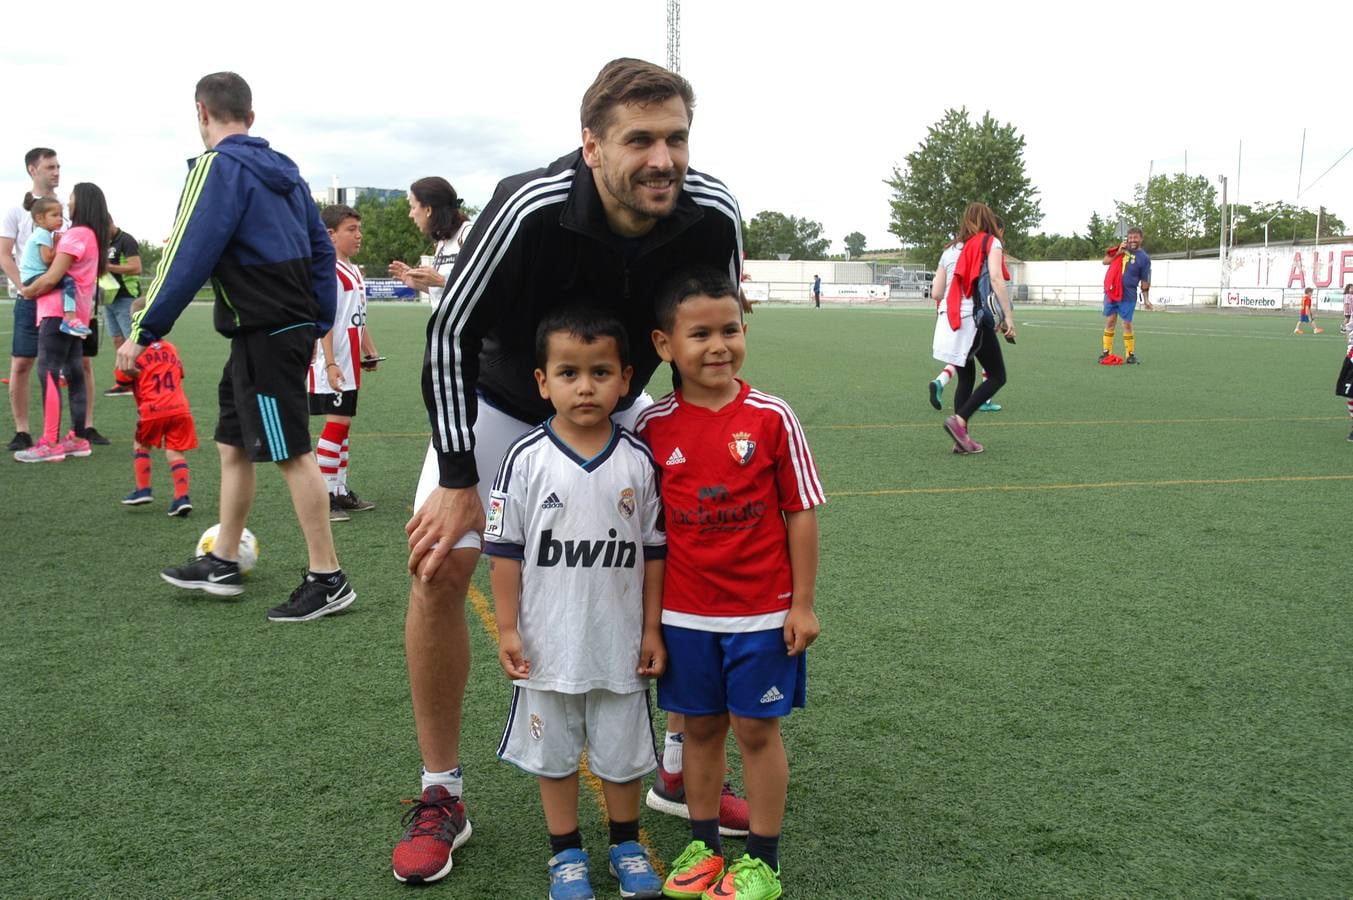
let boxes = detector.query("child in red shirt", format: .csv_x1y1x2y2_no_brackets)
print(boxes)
117,304,198,516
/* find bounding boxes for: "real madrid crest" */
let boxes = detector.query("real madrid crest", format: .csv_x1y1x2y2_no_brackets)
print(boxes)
529,713,544,741
728,431,756,465
618,487,636,518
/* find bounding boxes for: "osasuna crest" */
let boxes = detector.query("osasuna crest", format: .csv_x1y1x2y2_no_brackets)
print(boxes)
728,431,756,465
618,487,636,519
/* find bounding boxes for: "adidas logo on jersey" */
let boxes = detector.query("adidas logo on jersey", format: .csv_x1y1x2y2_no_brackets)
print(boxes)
666,447,687,466
759,686,785,705
541,492,564,509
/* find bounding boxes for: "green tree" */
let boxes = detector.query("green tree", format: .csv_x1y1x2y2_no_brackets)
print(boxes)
1115,174,1219,255
1229,201,1344,246
743,211,831,259
136,239,163,277
843,231,867,258
886,108,1043,264
1084,211,1119,253
348,196,427,271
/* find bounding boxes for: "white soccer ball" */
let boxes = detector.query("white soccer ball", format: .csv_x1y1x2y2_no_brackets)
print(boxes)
196,524,260,574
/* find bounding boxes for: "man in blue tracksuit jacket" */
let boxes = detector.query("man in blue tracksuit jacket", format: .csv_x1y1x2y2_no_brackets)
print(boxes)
117,71,356,624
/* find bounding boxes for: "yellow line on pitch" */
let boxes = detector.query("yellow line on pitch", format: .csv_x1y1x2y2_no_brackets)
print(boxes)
832,473,1353,498
467,583,666,875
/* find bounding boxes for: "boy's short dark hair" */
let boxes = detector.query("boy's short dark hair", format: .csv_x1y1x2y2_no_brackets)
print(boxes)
321,204,360,231
534,308,630,369
580,58,695,138
29,197,62,220
195,72,252,124
655,264,740,333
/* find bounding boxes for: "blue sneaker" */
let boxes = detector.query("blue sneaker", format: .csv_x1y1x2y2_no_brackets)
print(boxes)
548,848,594,900
928,379,944,410
979,401,1002,412
608,841,661,898
168,495,193,517
122,487,153,506
59,320,92,338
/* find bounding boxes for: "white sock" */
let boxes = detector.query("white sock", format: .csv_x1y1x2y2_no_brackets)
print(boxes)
936,365,956,387
421,766,464,798
662,731,684,772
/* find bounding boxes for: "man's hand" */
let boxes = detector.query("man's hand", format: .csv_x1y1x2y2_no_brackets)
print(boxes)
406,485,485,581
115,339,141,376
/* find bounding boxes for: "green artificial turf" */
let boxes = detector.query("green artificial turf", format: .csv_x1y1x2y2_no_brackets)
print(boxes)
2,301,1348,898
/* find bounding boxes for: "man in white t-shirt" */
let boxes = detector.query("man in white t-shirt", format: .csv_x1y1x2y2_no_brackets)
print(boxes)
0,148,61,451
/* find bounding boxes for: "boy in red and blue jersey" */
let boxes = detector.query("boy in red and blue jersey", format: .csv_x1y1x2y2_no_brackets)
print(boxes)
635,265,825,900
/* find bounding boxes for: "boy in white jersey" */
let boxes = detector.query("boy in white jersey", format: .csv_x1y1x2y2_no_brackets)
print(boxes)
308,204,379,521
486,309,666,900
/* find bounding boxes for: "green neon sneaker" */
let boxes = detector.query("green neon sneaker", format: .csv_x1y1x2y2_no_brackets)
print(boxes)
700,854,781,900
979,401,1002,412
662,840,723,899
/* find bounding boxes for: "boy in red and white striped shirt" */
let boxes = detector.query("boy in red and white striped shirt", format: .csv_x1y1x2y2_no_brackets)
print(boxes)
308,205,379,521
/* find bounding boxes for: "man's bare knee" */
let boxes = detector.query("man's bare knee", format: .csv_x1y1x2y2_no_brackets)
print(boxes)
410,548,480,605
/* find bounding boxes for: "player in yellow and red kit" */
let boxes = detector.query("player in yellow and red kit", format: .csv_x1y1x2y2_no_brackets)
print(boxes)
116,312,198,516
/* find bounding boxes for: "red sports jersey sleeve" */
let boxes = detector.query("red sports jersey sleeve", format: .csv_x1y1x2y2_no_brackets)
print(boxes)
635,380,825,631
134,341,192,421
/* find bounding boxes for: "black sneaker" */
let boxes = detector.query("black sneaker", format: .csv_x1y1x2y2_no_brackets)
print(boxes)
1347,429,1353,443
161,554,244,597
85,427,111,445
329,496,350,522
267,571,355,622
104,384,134,398
1125,353,1139,365
1097,351,1109,361
6,431,33,451
332,489,376,512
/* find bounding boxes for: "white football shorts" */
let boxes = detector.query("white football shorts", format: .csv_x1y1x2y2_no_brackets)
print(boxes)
498,686,658,782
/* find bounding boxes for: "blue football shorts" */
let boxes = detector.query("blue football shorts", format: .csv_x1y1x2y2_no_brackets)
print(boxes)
657,624,806,719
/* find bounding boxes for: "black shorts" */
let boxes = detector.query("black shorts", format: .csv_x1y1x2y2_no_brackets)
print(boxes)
309,389,359,417
215,325,316,462
81,316,100,357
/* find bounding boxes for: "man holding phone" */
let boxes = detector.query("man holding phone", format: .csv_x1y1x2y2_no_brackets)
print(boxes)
1100,226,1153,363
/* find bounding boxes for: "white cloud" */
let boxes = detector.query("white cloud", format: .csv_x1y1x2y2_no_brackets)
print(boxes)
4,0,1349,257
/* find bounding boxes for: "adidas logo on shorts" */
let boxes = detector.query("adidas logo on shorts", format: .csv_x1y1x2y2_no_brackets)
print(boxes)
759,686,785,704
541,492,564,509
666,447,687,466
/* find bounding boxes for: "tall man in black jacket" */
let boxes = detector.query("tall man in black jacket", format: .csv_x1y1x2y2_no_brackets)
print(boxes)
390,57,742,885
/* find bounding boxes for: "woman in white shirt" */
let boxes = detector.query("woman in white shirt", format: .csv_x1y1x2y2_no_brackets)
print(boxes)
930,202,1015,454
389,177,472,302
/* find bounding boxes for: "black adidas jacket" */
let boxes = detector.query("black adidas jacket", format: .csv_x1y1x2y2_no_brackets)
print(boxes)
422,149,742,488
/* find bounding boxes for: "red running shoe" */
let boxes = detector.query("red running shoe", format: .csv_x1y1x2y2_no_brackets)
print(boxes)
646,764,750,837
391,785,472,884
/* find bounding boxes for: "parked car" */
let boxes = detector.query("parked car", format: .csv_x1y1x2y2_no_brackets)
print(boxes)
882,266,932,299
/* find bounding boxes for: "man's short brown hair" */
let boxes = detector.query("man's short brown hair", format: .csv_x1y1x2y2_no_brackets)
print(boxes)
579,58,694,138
195,72,252,124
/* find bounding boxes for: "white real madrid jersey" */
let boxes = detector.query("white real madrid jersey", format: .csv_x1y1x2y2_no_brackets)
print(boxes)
483,421,665,694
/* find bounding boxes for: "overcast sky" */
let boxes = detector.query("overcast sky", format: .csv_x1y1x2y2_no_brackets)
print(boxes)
5,0,1350,257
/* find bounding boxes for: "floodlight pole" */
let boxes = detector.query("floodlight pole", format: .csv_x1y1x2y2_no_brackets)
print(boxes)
1218,175,1228,290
